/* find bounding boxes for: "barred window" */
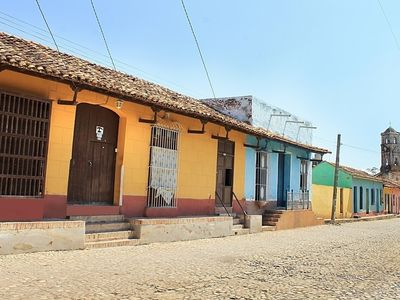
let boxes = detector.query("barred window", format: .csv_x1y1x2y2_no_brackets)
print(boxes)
255,151,267,201
147,125,179,208
0,91,51,197
300,160,308,192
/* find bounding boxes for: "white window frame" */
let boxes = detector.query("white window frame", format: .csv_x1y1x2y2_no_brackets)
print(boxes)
255,151,268,201
147,124,180,208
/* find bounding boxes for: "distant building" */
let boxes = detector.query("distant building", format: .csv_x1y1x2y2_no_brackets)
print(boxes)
380,127,400,181
312,161,384,219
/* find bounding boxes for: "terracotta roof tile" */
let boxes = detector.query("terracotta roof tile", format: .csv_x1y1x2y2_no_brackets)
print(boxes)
326,162,381,182
0,32,329,154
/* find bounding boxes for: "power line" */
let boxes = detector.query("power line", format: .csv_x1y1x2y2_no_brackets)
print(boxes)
0,11,208,98
341,143,379,154
34,0,60,52
314,135,379,154
377,0,400,52
34,0,78,91
89,0,116,70
180,0,216,98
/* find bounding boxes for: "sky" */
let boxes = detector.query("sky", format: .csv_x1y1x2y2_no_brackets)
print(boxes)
1,0,400,171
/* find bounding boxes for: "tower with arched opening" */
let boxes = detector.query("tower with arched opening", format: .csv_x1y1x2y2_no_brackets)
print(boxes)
380,127,400,181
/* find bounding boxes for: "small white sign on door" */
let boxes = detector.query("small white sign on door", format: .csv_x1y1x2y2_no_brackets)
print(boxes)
96,126,104,141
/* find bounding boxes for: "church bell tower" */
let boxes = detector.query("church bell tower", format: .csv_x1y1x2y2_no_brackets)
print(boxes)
380,127,400,181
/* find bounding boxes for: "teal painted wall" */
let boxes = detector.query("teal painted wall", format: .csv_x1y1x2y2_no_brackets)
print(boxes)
352,178,383,213
244,135,312,203
312,162,352,188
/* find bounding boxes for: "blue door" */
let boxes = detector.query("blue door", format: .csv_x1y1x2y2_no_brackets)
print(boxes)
277,153,291,207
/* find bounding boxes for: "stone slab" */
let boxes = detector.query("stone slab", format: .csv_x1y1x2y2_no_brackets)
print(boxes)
244,215,263,233
129,216,232,244
0,221,85,255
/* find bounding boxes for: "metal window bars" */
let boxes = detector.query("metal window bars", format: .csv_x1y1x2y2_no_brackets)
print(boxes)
147,124,180,208
255,151,268,201
286,190,310,210
0,91,51,197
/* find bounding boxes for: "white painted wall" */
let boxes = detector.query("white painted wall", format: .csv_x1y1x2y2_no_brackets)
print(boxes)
202,95,313,145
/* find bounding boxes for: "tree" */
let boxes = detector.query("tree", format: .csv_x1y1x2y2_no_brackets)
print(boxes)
366,167,379,175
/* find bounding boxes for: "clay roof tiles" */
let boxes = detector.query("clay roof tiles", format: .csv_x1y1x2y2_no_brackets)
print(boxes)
0,32,329,153
326,162,382,182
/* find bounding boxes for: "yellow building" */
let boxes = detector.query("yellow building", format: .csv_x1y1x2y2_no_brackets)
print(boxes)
312,185,353,219
312,162,384,219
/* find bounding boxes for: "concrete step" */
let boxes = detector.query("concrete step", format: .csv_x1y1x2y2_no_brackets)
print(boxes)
85,222,131,233
85,230,135,242
85,238,139,249
233,218,242,225
215,207,233,215
262,225,277,232
263,217,279,222
263,221,278,226
232,224,244,230
264,210,284,214
232,228,250,236
263,213,282,218
70,215,125,223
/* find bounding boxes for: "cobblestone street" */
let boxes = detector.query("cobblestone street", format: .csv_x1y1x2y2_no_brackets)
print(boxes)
1,218,399,300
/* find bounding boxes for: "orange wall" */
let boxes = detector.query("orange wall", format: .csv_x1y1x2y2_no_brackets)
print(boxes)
0,70,246,204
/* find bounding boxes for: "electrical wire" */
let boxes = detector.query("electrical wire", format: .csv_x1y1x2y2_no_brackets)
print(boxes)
377,0,400,52
34,0,59,52
180,0,216,98
89,0,116,71
0,10,207,98
314,136,379,154
34,0,78,91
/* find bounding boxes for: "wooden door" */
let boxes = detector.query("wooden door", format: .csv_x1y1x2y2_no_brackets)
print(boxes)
67,103,119,204
215,140,234,207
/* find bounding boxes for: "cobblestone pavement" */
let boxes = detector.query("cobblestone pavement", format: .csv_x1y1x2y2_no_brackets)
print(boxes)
1,218,400,300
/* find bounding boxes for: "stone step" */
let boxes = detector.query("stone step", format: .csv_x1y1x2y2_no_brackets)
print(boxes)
263,221,278,226
232,224,244,230
85,230,135,242
263,213,282,218
232,228,250,236
233,218,242,225
263,217,280,222
262,225,277,232
85,222,131,233
215,207,233,215
85,239,139,249
70,215,125,223
217,213,237,218
264,210,284,214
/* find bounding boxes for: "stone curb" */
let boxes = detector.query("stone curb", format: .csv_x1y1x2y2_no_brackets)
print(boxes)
324,214,399,224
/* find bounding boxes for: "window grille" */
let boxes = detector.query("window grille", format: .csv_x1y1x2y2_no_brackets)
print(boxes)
300,159,308,192
255,151,267,201
0,91,51,197
147,124,179,208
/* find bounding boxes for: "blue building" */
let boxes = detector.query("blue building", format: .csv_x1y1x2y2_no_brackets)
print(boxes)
202,96,327,214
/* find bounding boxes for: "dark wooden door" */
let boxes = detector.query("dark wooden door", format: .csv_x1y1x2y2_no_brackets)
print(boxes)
215,140,234,207
67,103,119,204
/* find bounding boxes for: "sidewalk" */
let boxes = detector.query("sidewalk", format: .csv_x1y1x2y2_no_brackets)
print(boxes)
324,213,399,224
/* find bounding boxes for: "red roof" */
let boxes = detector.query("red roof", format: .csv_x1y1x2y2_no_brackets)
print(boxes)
0,32,329,154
